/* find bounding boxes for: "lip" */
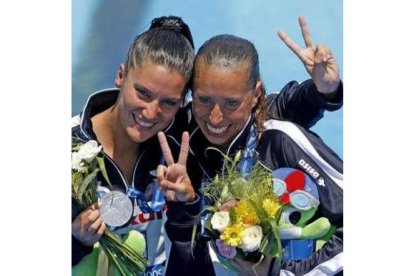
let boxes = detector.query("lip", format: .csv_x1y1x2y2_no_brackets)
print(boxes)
205,122,229,137
133,114,155,128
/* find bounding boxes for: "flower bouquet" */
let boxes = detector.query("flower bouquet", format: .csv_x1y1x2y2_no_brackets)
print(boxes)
200,149,282,273
72,138,148,275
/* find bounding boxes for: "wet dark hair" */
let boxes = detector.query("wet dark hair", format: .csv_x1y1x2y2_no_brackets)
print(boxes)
124,16,195,94
193,34,268,133
149,16,194,49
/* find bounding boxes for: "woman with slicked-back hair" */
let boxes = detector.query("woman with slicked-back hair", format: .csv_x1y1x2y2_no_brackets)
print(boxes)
157,16,343,276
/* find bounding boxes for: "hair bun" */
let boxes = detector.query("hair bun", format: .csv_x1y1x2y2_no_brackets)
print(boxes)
150,16,194,49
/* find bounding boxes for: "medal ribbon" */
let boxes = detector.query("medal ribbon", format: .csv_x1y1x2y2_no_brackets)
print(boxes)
128,157,166,214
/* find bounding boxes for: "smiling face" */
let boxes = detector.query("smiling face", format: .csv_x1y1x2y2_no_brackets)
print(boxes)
192,63,260,147
114,61,186,143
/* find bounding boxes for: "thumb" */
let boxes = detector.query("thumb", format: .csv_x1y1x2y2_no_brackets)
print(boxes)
156,164,168,186
165,190,176,201
90,202,101,210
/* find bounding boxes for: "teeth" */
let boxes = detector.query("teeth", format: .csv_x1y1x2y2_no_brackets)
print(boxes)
207,124,228,134
135,116,154,128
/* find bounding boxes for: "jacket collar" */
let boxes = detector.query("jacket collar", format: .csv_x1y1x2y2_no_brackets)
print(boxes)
78,88,119,141
189,115,256,178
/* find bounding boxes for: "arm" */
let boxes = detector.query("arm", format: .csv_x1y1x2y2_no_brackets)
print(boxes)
156,132,215,275
258,121,343,275
267,16,342,128
266,79,343,129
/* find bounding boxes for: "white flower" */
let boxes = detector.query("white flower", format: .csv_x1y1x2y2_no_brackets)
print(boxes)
78,140,102,163
71,151,85,171
211,211,230,233
240,225,263,252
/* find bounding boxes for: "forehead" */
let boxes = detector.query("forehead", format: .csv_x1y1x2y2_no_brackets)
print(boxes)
128,61,186,97
194,63,250,97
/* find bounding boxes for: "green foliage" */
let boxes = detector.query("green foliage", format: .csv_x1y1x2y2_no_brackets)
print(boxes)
202,149,274,206
201,148,283,260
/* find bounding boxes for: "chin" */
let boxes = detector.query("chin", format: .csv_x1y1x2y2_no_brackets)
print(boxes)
204,135,226,147
200,130,225,146
128,130,152,143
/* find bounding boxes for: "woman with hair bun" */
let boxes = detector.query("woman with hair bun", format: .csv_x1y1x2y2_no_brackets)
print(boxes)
72,15,196,275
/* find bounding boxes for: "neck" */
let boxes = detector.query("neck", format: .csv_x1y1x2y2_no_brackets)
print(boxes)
93,106,139,153
92,106,139,184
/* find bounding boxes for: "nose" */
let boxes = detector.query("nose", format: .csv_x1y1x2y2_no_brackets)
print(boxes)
209,104,223,125
142,100,160,120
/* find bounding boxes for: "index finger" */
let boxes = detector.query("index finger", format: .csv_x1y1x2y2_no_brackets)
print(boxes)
277,30,302,58
177,131,189,166
158,131,175,166
298,15,313,49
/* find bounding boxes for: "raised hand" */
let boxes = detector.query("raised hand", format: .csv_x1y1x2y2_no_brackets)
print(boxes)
72,202,106,246
277,15,340,95
157,131,195,202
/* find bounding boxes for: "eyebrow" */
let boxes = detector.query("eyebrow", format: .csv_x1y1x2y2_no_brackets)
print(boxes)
224,96,243,101
134,83,182,101
134,83,153,95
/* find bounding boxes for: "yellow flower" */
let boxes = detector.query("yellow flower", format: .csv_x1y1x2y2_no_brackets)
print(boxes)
220,223,244,247
262,198,280,219
234,201,260,225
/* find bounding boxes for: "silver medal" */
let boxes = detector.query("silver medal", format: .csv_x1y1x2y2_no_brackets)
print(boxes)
100,191,133,228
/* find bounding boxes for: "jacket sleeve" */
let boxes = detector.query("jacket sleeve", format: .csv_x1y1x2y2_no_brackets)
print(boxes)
258,122,343,275
164,196,215,276
72,198,94,266
72,235,93,266
265,79,343,129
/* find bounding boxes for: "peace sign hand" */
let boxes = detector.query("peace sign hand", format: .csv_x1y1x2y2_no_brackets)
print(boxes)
277,15,340,95
157,131,196,202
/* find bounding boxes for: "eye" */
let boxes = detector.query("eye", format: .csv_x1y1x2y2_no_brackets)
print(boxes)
224,100,240,109
198,96,211,105
280,207,302,226
288,211,302,225
161,99,179,107
137,89,150,99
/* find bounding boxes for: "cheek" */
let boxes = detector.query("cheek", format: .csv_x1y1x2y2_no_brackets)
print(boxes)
160,106,180,123
120,89,137,108
192,104,208,119
229,106,251,125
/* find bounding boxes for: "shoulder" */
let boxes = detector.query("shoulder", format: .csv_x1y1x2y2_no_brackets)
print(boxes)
259,119,323,166
262,119,309,144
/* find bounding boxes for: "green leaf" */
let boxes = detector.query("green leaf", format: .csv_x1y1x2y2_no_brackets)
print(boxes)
259,234,269,254
260,218,272,235
268,220,281,257
71,171,83,195
229,207,238,224
233,150,242,164
96,245,110,276
191,223,197,258
100,236,147,275
97,156,112,188
78,168,100,203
